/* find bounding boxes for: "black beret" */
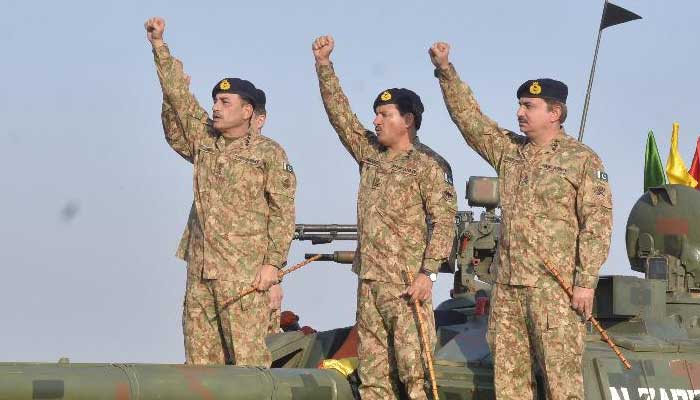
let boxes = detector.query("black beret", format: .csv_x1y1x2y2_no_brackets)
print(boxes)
254,88,266,112
516,79,568,104
212,78,258,107
372,88,425,129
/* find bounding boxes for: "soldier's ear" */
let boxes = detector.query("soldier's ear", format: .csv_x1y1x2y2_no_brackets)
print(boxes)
242,102,254,119
403,113,415,129
548,103,562,124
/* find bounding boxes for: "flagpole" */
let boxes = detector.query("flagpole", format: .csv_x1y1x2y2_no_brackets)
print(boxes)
578,0,608,142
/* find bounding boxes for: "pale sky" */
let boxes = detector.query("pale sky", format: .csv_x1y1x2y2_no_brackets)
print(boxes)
2,0,699,363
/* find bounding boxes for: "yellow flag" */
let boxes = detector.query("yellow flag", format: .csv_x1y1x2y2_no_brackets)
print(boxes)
666,122,699,187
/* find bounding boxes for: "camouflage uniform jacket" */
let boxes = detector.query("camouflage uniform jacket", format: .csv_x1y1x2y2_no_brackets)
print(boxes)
155,44,296,283
317,63,458,284
436,64,612,288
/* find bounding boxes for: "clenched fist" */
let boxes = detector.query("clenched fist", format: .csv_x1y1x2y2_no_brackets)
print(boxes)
312,35,334,66
144,17,165,47
429,41,451,70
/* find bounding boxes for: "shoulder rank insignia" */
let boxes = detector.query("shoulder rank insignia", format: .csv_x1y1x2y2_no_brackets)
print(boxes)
283,162,294,173
380,91,392,101
596,171,609,182
529,81,542,95
219,79,231,90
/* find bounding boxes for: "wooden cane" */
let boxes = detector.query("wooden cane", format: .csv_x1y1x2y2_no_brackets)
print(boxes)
542,261,632,370
219,254,323,311
406,271,440,400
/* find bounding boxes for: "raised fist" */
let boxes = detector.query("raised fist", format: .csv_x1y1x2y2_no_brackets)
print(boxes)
312,35,334,66
144,17,165,46
429,42,450,70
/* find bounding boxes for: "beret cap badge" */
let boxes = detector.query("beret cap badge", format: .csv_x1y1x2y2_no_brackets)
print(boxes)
219,79,231,91
380,91,392,101
529,81,542,95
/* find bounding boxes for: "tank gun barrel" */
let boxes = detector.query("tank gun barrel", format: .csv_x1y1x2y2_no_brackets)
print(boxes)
0,362,353,399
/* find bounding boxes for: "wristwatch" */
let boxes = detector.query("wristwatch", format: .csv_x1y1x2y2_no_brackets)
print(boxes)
420,268,438,282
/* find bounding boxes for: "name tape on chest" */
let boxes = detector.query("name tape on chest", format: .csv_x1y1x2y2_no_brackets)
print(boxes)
503,155,525,164
597,170,609,182
540,164,568,175
390,164,418,176
232,154,262,165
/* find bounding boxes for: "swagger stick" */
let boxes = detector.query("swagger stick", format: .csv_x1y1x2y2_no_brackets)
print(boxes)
219,254,323,311
543,261,632,369
406,271,440,400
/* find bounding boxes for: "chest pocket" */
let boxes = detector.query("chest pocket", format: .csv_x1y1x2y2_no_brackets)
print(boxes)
385,164,421,210
360,158,382,194
217,154,265,202
532,163,576,217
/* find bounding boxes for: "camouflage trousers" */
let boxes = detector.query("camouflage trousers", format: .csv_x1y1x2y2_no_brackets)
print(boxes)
487,281,586,400
357,279,436,400
268,308,282,335
183,274,271,367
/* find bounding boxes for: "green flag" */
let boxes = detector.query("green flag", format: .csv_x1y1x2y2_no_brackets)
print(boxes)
644,130,666,192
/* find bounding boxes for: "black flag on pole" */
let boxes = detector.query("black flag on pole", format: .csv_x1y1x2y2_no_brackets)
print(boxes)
578,1,642,142
600,2,642,30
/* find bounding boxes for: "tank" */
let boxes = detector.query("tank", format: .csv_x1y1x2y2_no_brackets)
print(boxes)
3,179,700,400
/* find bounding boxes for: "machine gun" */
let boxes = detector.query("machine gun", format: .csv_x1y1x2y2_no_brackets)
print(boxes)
294,224,357,245
295,176,502,298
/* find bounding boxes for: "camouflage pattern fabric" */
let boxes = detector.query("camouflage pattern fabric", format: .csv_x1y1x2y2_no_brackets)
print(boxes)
316,63,458,282
487,281,585,400
267,308,282,335
357,280,436,400
155,44,296,366
183,275,271,366
414,138,454,184
316,63,456,399
435,63,612,399
436,63,612,290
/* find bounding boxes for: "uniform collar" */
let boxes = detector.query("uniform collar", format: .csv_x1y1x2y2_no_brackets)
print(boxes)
216,126,256,151
385,143,415,162
520,128,566,160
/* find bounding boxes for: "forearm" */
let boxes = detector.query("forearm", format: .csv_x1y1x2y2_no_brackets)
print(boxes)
575,157,613,288
422,167,459,273
161,100,194,162
153,44,205,122
436,64,505,167
315,63,369,161
264,153,297,269
264,202,295,269
575,209,612,288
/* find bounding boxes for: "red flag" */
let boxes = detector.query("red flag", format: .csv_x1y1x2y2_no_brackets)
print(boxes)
690,136,700,189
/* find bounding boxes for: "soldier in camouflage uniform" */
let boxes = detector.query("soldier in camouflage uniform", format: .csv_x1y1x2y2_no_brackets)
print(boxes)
146,17,296,366
429,42,613,399
163,79,285,337
313,36,457,400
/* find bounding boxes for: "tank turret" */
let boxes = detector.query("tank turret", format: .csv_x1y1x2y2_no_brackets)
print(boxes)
626,184,700,336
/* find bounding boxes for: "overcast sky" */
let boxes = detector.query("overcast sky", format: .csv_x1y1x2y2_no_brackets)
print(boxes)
2,0,699,363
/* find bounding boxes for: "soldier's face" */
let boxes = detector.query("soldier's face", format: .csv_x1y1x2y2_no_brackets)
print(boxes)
517,97,556,136
212,93,253,132
373,104,410,147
